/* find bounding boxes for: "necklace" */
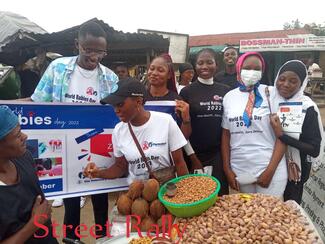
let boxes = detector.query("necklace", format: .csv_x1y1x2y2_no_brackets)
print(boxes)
76,65,98,79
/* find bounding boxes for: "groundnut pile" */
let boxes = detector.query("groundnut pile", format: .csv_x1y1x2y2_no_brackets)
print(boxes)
129,236,152,244
129,236,174,244
163,176,217,204
177,194,321,244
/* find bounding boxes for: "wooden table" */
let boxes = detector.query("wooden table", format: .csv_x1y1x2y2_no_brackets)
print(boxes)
306,77,325,96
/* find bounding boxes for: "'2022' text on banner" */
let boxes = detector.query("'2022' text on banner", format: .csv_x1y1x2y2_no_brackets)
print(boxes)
1,101,176,200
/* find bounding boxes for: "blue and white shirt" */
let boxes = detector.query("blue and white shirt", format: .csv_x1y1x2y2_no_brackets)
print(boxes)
31,56,118,102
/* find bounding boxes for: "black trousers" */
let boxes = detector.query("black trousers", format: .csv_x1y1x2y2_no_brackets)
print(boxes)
197,151,229,196
63,193,108,240
284,180,304,204
284,161,312,204
27,220,59,243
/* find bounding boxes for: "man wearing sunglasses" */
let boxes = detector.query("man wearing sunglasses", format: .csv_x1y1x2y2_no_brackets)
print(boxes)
27,21,119,241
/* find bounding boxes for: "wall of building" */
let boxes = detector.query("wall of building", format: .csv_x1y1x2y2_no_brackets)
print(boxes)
138,30,189,63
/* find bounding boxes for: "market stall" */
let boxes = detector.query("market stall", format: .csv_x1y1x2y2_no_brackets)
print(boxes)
0,18,169,68
99,174,323,244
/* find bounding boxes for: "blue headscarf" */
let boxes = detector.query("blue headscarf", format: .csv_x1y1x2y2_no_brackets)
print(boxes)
0,105,19,140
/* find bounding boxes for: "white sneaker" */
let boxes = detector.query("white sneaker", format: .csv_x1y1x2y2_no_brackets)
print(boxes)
80,196,86,208
52,198,63,208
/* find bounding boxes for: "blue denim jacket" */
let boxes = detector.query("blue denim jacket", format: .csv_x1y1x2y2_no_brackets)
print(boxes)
31,56,118,102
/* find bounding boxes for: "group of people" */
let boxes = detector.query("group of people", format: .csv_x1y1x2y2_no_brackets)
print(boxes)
0,20,323,243
219,51,323,202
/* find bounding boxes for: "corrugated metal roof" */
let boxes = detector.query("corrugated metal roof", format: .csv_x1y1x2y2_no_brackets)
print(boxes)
0,18,169,66
189,45,227,55
0,11,47,50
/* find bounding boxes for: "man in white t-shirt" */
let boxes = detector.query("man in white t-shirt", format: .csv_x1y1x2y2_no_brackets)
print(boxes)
27,21,119,241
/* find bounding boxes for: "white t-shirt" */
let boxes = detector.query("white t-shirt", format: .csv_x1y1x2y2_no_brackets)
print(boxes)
113,111,187,183
222,84,287,181
64,65,99,103
176,83,186,94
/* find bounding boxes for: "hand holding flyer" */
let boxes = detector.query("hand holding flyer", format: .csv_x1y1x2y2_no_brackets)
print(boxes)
277,102,303,134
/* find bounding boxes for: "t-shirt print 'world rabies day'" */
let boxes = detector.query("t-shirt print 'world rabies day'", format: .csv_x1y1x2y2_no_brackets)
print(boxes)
180,81,230,155
64,66,99,103
222,84,287,181
112,111,187,184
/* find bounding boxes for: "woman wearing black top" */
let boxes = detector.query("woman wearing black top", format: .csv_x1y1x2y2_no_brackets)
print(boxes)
146,54,203,172
180,48,230,195
146,54,181,101
0,105,57,243
270,60,323,204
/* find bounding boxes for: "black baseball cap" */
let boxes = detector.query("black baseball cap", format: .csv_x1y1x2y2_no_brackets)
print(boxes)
100,77,146,106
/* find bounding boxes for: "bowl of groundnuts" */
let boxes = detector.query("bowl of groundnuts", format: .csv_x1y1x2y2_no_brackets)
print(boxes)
158,174,220,218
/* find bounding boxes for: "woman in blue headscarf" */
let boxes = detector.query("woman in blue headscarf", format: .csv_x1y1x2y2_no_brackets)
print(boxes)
0,105,58,243
221,52,287,198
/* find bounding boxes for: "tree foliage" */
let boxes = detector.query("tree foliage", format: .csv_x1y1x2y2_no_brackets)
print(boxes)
283,19,303,30
304,23,325,36
283,19,325,36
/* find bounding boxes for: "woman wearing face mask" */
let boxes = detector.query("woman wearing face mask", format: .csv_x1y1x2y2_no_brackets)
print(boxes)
180,48,230,195
269,60,323,204
221,52,287,198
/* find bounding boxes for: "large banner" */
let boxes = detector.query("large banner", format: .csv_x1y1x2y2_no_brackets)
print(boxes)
240,36,325,52
1,101,176,200
301,163,325,241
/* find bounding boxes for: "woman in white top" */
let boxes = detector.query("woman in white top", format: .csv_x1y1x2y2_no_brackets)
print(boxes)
83,78,189,184
221,52,287,197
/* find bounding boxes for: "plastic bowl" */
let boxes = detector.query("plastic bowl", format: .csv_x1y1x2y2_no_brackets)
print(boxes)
158,174,221,218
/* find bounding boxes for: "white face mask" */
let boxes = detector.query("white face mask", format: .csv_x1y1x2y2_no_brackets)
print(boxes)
240,69,262,87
